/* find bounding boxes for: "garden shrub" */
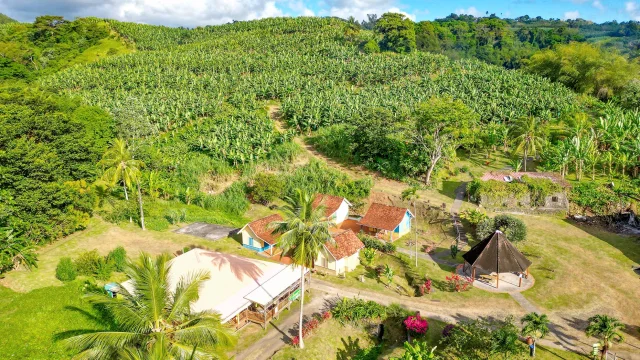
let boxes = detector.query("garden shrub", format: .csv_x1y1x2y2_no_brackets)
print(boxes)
95,258,113,281
107,246,127,272
103,200,139,224
74,249,102,276
55,257,77,282
476,215,527,242
445,273,472,292
362,39,380,54
331,297,387,325
404,313,429,335
249,173,284,205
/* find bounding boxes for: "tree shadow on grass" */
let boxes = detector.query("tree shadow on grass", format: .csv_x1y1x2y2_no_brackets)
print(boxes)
561,218,640,266
336,336,363,360
52,305,115,343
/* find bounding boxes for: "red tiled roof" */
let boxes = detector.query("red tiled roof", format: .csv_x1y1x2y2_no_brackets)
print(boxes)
247,214,283,245
312,194,346,217
480,171,569,187
324,229,364,260
359,203,411,231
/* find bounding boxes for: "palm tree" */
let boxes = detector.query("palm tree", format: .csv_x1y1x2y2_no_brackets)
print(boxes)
512,116,546,172
585,315,625,359
520,312,550,357
401,185,420,267
63,252,235,359
271,189,333,349
99,139,146,230
0,228,37,274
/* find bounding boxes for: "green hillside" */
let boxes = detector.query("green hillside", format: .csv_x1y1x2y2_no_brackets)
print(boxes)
0,13,16,24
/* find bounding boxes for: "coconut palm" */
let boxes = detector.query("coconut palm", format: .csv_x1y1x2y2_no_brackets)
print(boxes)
271,189,333,349
512,116,546,172
63,252,235,359
585,315,625,359
520,312,550,357
99,139,146,230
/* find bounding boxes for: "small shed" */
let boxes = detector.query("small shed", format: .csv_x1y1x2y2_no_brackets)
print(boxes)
238,214,283,255
359,203,414,242
312,194,351,225
462,230,532,288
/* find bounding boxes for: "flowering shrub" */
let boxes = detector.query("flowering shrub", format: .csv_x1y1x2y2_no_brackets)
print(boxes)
418,279,432,296
404,313,429,335
291,313,329,346
446,273,472,292
442,323,456,337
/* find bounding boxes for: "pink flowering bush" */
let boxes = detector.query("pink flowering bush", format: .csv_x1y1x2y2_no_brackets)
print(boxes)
404,313,429,335
291,313,330,346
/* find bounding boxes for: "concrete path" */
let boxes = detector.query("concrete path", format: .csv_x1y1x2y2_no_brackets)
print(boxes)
234,291,335,360
450,183,468,249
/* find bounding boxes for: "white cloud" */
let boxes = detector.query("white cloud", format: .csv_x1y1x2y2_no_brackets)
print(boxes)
0,0,290,27
320,0,416,22
592,0,604,10
563,10,580,19
454,6,482,17
288,1,315,16
626,1,640,20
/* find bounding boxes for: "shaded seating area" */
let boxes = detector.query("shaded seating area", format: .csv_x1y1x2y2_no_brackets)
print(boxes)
462,230,532,290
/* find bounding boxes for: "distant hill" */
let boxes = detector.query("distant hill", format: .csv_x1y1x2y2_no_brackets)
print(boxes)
0,13,17,24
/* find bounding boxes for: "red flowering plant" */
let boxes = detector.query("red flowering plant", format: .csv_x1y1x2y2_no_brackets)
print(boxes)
418,279,433,296
446,273,472,292
322,311,332,320
403,313,429,336
291,313,331,346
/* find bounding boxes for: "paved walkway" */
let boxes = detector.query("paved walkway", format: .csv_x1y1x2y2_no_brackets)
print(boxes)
450,183,468,249
234,291,334,360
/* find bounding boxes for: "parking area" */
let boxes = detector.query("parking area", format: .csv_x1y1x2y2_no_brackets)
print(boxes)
174,222,238,241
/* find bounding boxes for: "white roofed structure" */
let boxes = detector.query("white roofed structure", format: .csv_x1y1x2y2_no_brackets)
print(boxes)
122,248,308,329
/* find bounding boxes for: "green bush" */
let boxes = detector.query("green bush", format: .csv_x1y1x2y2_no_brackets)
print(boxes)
331,297,387,325
106,246,127,272
74,249,102,276
249,173,284,205
309,124,356,163
95,258,113,281
362,39,380,54
55,257,77,282
476,215,527,242
360,235,395,254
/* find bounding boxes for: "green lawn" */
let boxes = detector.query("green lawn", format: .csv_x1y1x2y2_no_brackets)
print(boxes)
0,282,99,360
320,253,519,311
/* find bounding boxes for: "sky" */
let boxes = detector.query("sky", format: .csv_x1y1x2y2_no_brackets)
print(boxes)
0,0,638,27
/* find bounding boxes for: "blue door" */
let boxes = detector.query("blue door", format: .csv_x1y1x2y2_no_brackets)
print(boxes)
249,237,254,247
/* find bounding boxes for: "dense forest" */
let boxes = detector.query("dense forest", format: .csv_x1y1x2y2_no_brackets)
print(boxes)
0,13,638,274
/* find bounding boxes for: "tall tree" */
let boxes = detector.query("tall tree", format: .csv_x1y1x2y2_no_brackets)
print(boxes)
512,116,546,172
520,312,550,357
375,13,416,53
63,252,235,359
271,189,333,349
99,139,146,229
585,315,625,359
410,97,478,185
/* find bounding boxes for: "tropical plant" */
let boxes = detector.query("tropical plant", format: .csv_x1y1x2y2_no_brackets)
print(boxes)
0,228,37,274
391,341,440,360
361,247,376,267
490,316,524,359
99,139,146,230
404,313,429,335
271,188,333,349
512,116,546,172
476,215,527,242
55,257,77,282
62,252,235,359
520,312,550,357
509,158,523,172
459,209,488,227
383,264,395,286
585,314,625,359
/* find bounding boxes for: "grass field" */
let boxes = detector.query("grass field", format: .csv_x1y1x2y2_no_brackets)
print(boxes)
0,282,98,360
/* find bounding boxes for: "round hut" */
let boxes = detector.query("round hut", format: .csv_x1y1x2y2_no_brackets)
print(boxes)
462,230,532,289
